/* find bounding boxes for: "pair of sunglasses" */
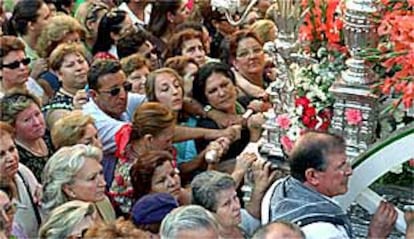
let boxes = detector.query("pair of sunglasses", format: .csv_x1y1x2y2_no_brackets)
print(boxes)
2,58,31,69
99,82,132,96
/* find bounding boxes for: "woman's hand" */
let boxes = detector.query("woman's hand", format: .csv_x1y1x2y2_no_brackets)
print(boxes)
204,137,231,164
231,152,257,188
247,113,265,142
251,160,278,194
73,89,89,109
247,99,272,113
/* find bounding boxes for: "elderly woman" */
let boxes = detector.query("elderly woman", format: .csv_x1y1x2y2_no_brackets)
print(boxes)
50,110,102,150
35,14,86,95
41,144,115,222
164,29,207,67
0,91,53,181
41,43,90,129
0,122,41,238
130,150,190,208
120,53,151,95
191,165,277,238
160,205,220,239
192,62,265,160
39,200,97,239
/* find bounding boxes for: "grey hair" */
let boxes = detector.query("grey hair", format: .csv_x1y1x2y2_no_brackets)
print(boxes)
41,144,102,212
39,200,95,239
252,220,305,239
191,170,236,212
160,205,219,239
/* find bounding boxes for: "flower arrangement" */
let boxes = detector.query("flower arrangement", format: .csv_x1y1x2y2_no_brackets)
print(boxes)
275,0,347,152
361,0,414,109
276,49,346,151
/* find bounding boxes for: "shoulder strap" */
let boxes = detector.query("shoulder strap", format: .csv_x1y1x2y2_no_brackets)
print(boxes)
17,170,42,227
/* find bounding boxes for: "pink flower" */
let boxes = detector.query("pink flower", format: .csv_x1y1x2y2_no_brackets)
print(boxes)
345,108,363,125
281,135,294,153
276,114,291,130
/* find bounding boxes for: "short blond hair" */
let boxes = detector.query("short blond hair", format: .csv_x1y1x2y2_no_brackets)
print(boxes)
250,19,277,43
120,53,151,76
51,110,96,149
36,14,85,58
49,43,88,72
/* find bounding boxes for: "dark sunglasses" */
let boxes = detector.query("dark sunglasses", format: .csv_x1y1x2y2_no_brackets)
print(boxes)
99,82,132,96
2,58,31,69
144,48,158,59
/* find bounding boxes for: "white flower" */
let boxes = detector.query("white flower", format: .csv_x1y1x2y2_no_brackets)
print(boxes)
312,64,320,74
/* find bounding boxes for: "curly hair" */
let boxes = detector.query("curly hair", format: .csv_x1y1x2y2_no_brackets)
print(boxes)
228,29,263,60
49,43,88,72
191,171,235,212
164,55,199,77
84,217,151,238
0,90,42,125
0,36,25,58
130,150,174,202
164,29,205,60
36,14,85,58
120,53,151,77
41,145,102,212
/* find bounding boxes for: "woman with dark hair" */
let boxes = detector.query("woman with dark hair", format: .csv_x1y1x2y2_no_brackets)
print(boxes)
130,150,189,207
147,0,191,62
192,62,265,160
92,9,134,60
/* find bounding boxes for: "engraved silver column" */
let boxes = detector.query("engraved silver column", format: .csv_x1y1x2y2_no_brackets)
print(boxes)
330,0,380,160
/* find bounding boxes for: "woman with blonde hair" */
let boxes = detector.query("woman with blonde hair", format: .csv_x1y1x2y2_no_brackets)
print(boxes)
39,200,97,239
35,14,86,96
249,19,277,44
41,144,115,222
50,110,102,150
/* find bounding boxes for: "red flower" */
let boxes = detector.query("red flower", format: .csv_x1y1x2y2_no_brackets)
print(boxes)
276,114,291,130
114,175,125,186
281,135,294,153
345,108,363,126
295,96,311,108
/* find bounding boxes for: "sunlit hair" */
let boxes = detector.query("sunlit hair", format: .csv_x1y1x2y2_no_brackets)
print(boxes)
84,217,151,238
49,43,88,72
164,55,199,77
0,90,42,125
0,36,25,58
36,14,85,58
41,144,102,212
0,121,15,137
75,1,109,39
39,200,95,239
250,19,277,43
120,53,151,77
145,68,184,102
160,205,219,239
51,110,96,149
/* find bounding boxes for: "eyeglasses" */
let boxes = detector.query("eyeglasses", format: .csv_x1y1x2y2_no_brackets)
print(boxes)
236,47,263,58
144,48,158,59
2,58,31,69
98,82,132,96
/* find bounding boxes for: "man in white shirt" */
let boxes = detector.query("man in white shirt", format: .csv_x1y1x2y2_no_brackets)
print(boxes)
263,131,397,239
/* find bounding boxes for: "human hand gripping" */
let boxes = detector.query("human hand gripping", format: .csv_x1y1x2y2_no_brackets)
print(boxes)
368,201,398,239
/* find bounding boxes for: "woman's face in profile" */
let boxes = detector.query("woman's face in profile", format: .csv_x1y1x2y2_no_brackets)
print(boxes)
154,72,183,112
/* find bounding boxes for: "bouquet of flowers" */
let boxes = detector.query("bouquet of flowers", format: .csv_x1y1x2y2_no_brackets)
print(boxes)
360,0,414,109
275,0,347,152
276,48,346,151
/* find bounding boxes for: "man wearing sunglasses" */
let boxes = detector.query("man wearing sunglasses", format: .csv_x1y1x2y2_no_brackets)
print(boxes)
0,36,44,100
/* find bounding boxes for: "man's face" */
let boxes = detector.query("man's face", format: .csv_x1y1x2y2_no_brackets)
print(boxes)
314,149,353,197
92,70,130,119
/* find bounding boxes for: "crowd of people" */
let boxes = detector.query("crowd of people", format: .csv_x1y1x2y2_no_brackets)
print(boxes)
0,0,413,238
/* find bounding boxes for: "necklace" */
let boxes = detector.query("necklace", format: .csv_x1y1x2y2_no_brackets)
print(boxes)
16,139,48,157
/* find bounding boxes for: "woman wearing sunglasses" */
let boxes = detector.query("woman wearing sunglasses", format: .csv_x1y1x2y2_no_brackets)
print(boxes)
0,36,44,101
